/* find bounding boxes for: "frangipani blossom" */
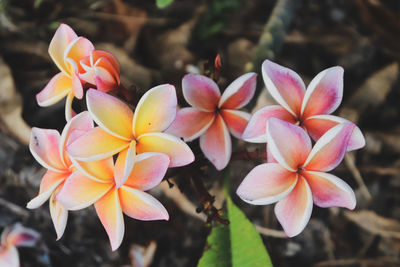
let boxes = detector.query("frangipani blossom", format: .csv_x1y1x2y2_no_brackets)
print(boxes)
0,224,40,267
167,73,257,170
79,50,121,93
242,60,365,152
67,85,194,187
57,152,170,251
36,24,94,121
27,111,111,239
237,118,357,237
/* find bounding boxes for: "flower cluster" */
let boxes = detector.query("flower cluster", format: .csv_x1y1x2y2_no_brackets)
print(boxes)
36,24,121,121
236,60,365,236
28,24,194,251
28,23,365,253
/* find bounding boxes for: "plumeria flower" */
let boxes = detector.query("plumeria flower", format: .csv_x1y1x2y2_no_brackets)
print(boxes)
242,60,365,151
27,111,111,239
79,50,121,93
67,85,194,187
237,118,358,237
36,24,94,121
0,224,40,267
166,73,257,170
57,151,170,251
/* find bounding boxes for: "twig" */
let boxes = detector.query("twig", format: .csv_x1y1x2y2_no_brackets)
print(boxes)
254,225,287,238
0,198,29,217
159,181,206,222
344,153,372,203
313,257,400,267
189,170,229,225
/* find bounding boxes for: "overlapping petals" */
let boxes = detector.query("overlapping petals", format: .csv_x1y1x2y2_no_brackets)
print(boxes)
0,224,40,267
37,24,94,121
57,152,170,250
167,72,257,170
237,118,357,237
68,86,194,184
27,112,108,240
243,60,365,152
80,50,121,93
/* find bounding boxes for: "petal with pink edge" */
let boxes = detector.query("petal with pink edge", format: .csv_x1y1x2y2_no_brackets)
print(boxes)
274,176,313,237
56,171,113,210
30,128,66,171
48,24,78,75
301,66,344,118
303,115,365,151
93,66,117,92
236,163,298,205
182,74,221,111
124,152,170,191
262,60,306,116
119,186,169,221
302,171,356,209
92,50,120,74
3,224,40,248
218,72,257,109
0,246,19,267
64,37,94,74
267,118,312,172
94,188,124,251
26,170,67,209
133,84,177,136
114,141,136,188
242,105,296,143
73,157,114,183
87,89,133,140
165,107,215,141
59,111,93,165
50,191,68,240
67,127,129,161
94,57,119,83
220,109,250,139
36,73,72,107
94,74,118,93
137,132,194,167
200,114,231,170
303,122,354,172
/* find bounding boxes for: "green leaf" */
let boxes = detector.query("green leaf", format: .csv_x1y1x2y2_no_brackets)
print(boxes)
197,175,273,267
156,0,174,9
227,196,272,267
197,222,231,267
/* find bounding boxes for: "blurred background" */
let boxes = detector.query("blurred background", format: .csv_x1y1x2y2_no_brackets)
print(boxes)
0,0,400,266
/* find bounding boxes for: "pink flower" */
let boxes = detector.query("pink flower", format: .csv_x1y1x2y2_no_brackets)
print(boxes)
242,60,365,152
57,152,170,251
27,112,110,239
0,224,40,267
237,118,357,237
167,73,257,170
36,24,94,121
79,50,121,93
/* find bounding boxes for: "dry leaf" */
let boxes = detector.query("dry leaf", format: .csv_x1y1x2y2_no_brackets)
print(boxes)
341,62,399,122
129,241,157,267
0,57,31,144
344,210,400,239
